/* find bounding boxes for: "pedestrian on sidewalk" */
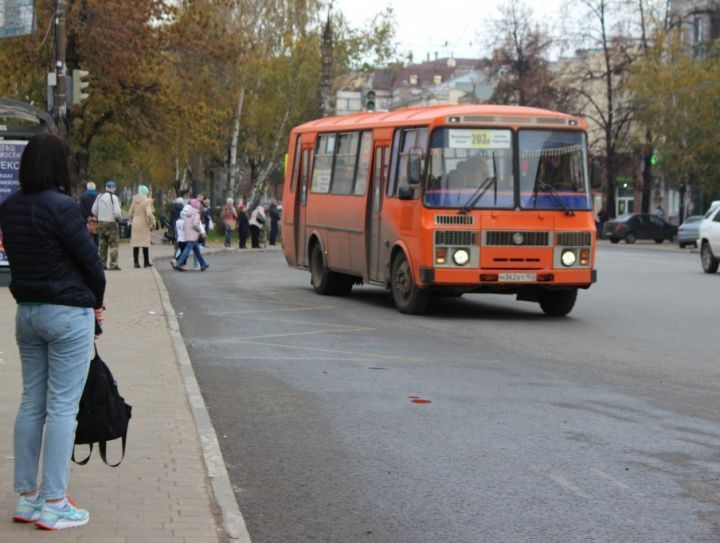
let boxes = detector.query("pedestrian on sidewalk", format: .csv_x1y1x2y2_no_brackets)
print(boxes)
222,197,238,248
78,181,99,247
172,198,209,271
0,133,105,531
249,204,266,249
268,198,280,246
172,206,188,265
238,204,250,249
128,185,156,268
91,180,122,270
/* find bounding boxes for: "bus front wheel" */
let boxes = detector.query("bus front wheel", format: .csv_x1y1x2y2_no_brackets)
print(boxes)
538,288,578,317
391,253,429,314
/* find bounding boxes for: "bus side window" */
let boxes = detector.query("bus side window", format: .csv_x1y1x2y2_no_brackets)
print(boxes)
388,128,427,198
387,130,401,197
331,132,359,195
373,147,383,212
354,131,373,196
300,148,311,206
311,134,334,193
290,135,301,192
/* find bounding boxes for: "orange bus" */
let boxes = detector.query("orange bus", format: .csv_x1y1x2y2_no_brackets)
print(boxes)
280,104,596,316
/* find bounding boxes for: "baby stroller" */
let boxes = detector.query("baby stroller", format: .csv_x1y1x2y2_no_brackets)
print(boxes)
158,216,176,245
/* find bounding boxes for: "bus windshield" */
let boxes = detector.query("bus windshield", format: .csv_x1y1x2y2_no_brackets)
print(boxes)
425,128,514,209
519,130,591,211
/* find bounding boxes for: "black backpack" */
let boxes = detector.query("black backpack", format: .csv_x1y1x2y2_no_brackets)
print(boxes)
73,347,132,467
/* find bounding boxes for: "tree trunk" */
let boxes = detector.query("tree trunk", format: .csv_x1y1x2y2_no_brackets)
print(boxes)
228,87,245,197
641,151,652,213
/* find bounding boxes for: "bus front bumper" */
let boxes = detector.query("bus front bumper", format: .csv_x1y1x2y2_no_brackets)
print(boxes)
420,267,596,288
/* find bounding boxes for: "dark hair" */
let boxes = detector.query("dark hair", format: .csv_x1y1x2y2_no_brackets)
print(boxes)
19,133,72,194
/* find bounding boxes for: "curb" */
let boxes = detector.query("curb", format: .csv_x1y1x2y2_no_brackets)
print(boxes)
152,266,252,543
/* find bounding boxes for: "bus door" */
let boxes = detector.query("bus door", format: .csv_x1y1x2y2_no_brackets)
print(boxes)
294,146,313,267
367,144,389,282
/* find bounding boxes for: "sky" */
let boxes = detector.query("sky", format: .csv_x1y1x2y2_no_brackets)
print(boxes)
334,0,567,63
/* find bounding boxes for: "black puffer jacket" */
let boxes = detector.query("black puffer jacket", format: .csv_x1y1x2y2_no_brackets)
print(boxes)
0,189,105,309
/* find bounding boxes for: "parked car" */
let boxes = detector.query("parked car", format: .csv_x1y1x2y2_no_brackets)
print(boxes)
677,215,704,248
698,205,720,273
603,213,677,244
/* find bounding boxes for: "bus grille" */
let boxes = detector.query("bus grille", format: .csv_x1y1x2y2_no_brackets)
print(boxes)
435,214,474,225
556,231,592,246
435,230,476,246
485,231,550,246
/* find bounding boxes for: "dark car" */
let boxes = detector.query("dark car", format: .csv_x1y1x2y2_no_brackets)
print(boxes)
603,213,677,244
677,215,703,248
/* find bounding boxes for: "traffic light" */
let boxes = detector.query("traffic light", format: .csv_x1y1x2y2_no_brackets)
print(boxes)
365,90,376,112
72,69,90,105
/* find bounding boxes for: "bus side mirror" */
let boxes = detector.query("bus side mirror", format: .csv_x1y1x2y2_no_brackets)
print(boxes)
407,147,423,185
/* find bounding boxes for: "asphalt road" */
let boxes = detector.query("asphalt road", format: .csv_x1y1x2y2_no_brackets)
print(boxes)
160,242,720,543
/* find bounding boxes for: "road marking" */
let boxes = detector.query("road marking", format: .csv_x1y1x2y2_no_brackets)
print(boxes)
233,339,423,362
233,327,376,341
590,468,633,491
207,305,335,315
547,474,591,499
230,315,370,327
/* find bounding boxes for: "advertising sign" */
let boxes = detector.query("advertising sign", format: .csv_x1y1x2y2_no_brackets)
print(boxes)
0,0,35,39
0,139,27,266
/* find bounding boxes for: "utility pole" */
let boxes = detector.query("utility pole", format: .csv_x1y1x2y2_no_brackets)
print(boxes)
53,0,67,137
319,12,333,117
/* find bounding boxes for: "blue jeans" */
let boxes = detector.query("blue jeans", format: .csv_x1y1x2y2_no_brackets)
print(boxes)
177,241,208,269
224,227,233,247
14,304,94,500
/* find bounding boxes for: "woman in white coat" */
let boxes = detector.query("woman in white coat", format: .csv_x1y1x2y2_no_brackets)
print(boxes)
249,205,266,249
128,185,156,268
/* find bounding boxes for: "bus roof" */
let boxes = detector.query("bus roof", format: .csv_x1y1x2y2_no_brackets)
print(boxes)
293,104,587,133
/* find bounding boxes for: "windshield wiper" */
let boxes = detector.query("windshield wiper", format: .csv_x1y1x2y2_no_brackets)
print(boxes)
461,152,498,213
461,176,496,213
535,181,575,216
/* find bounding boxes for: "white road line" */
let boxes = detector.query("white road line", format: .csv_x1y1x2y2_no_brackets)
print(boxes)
239,327,376,340
547,474,591,500
234,339,423,362
229,315,369,327
207,305,335,315
590,468,633,491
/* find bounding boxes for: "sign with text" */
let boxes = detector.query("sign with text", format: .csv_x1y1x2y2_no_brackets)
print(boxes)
0,0,35,39
0,139,27,266
448,129,511,150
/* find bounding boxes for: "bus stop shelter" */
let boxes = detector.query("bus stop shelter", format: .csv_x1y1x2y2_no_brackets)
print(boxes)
0,98,57,285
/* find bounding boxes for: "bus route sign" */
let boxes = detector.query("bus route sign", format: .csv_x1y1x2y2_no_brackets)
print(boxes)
448,129,511,150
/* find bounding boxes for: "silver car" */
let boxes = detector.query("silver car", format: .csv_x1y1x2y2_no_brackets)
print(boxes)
677,215,703,248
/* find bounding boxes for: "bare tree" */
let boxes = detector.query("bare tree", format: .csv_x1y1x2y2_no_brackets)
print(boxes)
487,0,564,109
565,0,639,218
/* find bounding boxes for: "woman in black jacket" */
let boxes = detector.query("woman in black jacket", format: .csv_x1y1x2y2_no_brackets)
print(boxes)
0,133,105,530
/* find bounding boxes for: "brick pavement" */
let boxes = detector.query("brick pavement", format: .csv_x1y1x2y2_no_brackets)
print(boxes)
0,240,250,542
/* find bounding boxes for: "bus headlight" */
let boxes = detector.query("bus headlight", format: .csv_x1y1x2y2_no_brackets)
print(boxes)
453,248,470,266
561,249,577,267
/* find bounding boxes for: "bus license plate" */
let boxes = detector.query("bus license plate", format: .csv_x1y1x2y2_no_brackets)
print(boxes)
499,272,536,282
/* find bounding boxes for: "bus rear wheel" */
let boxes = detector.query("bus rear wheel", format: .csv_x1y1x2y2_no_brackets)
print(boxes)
391,253,429,314
310,243,353,295
538,288,578,317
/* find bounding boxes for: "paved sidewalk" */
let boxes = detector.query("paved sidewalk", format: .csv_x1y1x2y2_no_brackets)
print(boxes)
0,240,248,542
